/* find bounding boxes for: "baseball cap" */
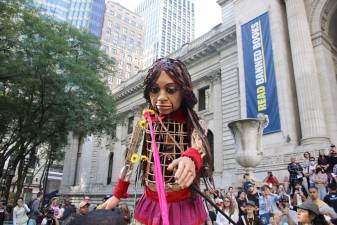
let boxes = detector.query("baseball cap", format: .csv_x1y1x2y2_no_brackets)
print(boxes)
246,182,254,188
297,201,320,215
79,201,90,208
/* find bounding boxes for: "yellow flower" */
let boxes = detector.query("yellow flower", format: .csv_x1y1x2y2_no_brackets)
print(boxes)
143,109,155,118
140,155,149,161
138,119,147,128
130,153,138,164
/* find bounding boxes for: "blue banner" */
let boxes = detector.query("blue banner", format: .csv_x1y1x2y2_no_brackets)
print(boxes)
241,12,280,134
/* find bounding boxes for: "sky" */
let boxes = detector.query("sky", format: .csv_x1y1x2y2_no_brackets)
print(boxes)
111,0,222,38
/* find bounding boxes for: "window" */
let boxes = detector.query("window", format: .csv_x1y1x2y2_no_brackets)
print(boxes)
127,116,134,134
107,152,114,184
198,86,210,111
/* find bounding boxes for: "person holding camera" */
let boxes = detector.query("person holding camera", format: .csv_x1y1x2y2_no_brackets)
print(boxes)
273,196,297,225
291,182,308,210
263,172,279,187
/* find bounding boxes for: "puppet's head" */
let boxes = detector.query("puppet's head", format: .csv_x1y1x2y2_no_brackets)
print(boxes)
144,58,197,114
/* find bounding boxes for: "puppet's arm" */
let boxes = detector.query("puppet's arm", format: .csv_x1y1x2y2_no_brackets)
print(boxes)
181,119,208,170
99,120,144,210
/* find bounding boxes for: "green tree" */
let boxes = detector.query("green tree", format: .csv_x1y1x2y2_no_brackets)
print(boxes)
0,0,119,200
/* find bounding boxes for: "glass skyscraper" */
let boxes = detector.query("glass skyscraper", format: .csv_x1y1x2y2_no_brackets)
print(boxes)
136,0,195,67
33,0,70,22
67,0,105,37
33,0,105,37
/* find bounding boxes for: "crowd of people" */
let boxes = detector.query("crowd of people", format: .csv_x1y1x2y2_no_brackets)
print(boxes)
203,144,337,225
1,144,337,225
0,193,130,225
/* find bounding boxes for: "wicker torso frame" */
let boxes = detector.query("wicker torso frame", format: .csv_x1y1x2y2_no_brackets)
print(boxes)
143,119,190,192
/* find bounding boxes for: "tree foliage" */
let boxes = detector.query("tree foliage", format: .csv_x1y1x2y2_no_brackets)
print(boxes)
0,0,118,198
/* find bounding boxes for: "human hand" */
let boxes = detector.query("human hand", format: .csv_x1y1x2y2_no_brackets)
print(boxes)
167,156,196,188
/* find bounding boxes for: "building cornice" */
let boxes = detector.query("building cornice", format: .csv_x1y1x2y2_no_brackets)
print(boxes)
112,24,236,102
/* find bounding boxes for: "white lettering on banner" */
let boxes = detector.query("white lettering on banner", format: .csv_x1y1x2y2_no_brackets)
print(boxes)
251,20,267,111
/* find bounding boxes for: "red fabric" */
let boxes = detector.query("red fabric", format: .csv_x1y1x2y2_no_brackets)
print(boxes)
156,110,186,123
182,147,202,171
145,187,192,202
265,176,279,186
112,178,130,199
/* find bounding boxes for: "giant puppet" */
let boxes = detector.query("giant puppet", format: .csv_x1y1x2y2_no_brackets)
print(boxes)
100,58,212,225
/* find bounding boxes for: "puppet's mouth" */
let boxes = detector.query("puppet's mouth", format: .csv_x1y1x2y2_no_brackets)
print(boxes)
156,104,171,109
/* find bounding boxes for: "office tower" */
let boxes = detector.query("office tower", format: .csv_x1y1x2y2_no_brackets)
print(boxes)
33,0,105,37
101,1,144,86
67,0,105,37
136,0,195,67
33,0,70,22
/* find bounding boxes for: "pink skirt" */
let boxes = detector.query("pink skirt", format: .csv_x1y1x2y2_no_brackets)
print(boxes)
134,193,207,225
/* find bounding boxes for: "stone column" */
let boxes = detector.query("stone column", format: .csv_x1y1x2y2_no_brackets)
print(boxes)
212,72,223,174
284,0,329,145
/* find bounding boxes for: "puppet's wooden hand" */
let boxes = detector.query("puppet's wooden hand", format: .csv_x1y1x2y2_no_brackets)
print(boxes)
167,156,196,188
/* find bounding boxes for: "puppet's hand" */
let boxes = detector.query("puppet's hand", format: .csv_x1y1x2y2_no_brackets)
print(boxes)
167,156,196,188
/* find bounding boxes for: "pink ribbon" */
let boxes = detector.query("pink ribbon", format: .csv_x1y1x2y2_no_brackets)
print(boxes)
144,111,169,225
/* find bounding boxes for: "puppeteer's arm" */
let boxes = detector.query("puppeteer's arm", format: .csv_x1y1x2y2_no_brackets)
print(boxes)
98,120,144,210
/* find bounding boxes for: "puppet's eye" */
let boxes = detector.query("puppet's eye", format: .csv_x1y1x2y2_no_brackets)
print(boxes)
149,86,160,94
166,86,178,94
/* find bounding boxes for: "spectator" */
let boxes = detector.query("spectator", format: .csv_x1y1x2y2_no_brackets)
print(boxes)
273,195,297,225
13,197,30,225
84,196,91,204
297,201,329,225
328,145,337,174
28,191,43,225
238,201,259,225
287,157,303,194
243,174,256,191
302,152,311,192
263,171,279,187
282,176,289,193
49,197,61,220
205,190,217,223
277,185,292,209
119,204,131,224
0,199,6,225
215,196,239,225
259,185,279,225
227,187,236,201
324,183,337,213
59,200,76,222
318,149,329,172
309,157,317,188
246,183,260,207
79,201,90,216
60,201,77,225
308,186,337,220
237,191,248,217
291,182,307,210
312,167,328,200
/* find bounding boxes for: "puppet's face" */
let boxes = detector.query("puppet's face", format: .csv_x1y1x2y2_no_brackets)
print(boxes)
149,71,182,115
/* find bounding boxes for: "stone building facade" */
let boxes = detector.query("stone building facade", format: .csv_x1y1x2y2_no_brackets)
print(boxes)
60,0,337,201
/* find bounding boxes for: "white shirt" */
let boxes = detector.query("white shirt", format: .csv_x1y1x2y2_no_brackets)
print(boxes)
215,209,239,225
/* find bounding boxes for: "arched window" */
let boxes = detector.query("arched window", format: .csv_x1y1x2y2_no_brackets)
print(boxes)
107,152,114,184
